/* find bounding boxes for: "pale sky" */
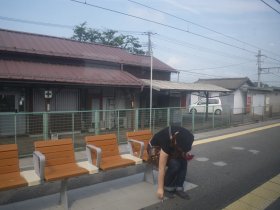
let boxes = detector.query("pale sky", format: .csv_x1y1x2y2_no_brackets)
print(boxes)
0,0,280,86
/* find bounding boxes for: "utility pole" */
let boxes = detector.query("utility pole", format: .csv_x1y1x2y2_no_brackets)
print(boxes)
256,50,280,87
147,32,153,129
257,50,263,87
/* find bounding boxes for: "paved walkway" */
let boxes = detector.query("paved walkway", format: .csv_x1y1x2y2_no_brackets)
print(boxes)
1,119,280,210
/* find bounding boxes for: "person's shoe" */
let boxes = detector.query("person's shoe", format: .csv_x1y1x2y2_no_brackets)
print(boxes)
164,190,175,199
175,190,190,199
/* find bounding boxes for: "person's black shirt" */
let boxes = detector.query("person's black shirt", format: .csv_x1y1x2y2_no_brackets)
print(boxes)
150,126,194,155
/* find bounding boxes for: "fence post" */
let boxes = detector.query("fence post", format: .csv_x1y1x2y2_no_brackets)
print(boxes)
180,108,183,126
117,110,120,142
72,113,75,143
43,112,48,140
95,110,99,135
192,109,195,132
153,109,155,132
167,108,170,126
242,108,244,124
14,113,17,144
228,108,231,126
134,108,139,131
212,109,215,129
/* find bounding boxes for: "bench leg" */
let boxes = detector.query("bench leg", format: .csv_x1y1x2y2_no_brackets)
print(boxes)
59,179,69,210
144,164,157,185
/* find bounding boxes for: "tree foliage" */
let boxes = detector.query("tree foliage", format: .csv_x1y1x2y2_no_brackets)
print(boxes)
71,22,145,55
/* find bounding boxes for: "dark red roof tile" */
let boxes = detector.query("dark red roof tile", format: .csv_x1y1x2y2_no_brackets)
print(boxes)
0,60,144,87
0,29,176,72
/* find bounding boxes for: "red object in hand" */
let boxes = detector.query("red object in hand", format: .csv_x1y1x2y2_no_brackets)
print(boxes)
186,153,194,161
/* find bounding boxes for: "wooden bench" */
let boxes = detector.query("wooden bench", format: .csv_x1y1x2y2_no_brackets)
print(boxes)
85,134,142,171
0,144,28,191
126,130,153,161
126,130,159,184
33,138,89,209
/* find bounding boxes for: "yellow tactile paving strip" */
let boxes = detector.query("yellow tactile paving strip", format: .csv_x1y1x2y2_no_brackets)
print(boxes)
224,174,280,210
193,123,280,146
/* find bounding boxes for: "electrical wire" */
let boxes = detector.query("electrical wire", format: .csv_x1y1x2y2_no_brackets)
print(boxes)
154,34,256,62
154,44,256,71
70,0,270,57
178,62,253,72
0,15,145,35
0,16,73,29
129,0,280,59
260,0,280,15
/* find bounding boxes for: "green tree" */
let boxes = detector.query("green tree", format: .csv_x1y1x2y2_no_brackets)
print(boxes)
71,22,145,55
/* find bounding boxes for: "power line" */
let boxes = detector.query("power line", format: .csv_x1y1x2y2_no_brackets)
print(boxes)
178,68,257,82
179,62,252,72
0,16,73,29
154,34,256,62
271,72,280,78
260,0,280,15
155,45,256,75
70,0,267,57
154,44,256,76
0,15,145,35
178,69,230,78
129,0,280,59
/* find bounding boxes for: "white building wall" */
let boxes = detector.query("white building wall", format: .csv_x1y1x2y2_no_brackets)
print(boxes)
252,94,265,115
269,92,280,113
233,89,246,114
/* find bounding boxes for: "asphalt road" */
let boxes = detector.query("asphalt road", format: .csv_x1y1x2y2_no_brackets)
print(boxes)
144,126,280,210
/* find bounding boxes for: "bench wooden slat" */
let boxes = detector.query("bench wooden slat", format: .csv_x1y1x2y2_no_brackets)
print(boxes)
0,144,28,191
34,139,72,147
0,172,28,191
46,156,76,166
35,144,73,154
0,144,17,152
0,164,20,174
35,139,76,167
126,130,153,161
86,134,116,141
42,150,74,159
86,134,120,158
85,134,137,170
44,163,88,182
34,139,88,182
88,139,116,147
100,156,135,171
0,150,18,159
0,157,19,168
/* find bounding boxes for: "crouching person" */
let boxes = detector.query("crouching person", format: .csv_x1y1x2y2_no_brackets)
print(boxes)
149,126,194,200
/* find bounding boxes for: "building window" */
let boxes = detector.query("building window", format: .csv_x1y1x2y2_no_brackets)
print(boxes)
0,94,15,112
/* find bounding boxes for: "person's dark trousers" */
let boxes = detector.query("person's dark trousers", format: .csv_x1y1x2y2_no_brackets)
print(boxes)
164,158,187,192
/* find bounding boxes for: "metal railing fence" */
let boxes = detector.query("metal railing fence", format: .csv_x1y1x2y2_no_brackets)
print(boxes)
0,105,280,156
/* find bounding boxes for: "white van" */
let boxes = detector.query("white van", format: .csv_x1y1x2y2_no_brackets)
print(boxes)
189,97,222,115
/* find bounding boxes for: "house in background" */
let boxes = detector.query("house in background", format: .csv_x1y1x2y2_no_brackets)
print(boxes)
0,29,176,135
194,77,280,115
194,77,255,114
246,86,280,116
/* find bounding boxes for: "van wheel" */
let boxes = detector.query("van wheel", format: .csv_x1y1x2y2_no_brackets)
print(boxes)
190,108,197,114
215,109,221,115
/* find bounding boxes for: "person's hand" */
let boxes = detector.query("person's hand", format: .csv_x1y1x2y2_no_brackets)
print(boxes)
185,152,194,161
157,188,164,200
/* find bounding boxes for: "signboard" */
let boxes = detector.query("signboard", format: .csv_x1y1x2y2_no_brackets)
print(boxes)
44,90,52,99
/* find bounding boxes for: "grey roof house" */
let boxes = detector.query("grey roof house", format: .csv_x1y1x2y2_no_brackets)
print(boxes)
196,77,254,90
195,77,255,114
